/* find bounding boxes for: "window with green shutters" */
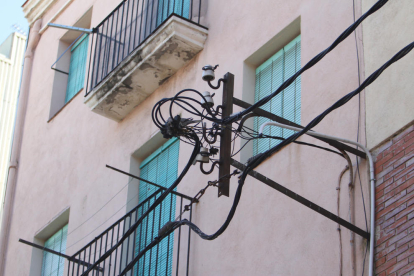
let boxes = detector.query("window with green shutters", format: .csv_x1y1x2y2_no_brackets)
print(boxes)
65,34,89,103
157,0,191,26
41,224,68,276
253,35,301,155
134,138,180,276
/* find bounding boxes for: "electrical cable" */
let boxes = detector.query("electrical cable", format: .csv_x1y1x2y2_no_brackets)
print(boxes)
342,149,356,276
250,41,414,168
352,1,369,275
67,190,164,270
117,40,414,276
362,244,368,276
65,184,147,251
81,132,201,275
132,41,414,265
337,164,350,276
66,178,132,238
231,123,344,158
353,0,369,234
222,0,389,125
261,134,345,157
83,2,404,273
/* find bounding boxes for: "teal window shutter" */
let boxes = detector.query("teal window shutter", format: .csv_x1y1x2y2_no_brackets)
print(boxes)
254,35,301,155
65,34,89,103
157,0,191,26
134,138,180,276
41,224,68,276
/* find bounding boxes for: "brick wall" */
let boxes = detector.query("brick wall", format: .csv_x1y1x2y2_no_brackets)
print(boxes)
375,124,414,276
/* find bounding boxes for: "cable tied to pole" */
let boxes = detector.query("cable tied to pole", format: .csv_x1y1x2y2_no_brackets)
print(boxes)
174,169,240,221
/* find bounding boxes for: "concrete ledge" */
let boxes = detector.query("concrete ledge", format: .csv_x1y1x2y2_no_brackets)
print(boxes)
84,16,208,122
23,0,60,26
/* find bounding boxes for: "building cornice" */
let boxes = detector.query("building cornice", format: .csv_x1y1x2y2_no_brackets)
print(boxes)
23,0,58,26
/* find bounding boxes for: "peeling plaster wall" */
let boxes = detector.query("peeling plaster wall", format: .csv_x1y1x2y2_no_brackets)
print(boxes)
5,0,373,275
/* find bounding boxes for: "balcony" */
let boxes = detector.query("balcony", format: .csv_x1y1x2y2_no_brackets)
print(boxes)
84,0,208,121
67,189,194,275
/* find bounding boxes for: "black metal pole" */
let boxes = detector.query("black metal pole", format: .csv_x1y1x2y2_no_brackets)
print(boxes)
148,203,156,275
94,24,104,91
198,0,201,24
113,223,121,275
83,248,88,274
218,73,234,197
124,214,132,274
115,2,125,66
175,197,183,276
108,226,114,276
230,158,369,240
154,199,163,276
92,238,99,276
131,209,138,275
100,20,109,85
128,0,136,55
165,194,174,275
186,205,192,276
122,0,130,61
138,0,145,44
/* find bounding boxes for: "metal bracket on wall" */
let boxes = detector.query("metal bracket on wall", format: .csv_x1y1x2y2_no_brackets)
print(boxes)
47,23,94,33
50,32,85,75
217,73,234,197
216,71,365,198
230,159,370,240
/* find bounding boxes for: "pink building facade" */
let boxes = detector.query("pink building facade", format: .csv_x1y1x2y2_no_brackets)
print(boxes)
1,0,413,275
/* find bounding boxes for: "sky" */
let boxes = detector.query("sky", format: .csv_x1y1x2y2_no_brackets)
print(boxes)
0,0,29,43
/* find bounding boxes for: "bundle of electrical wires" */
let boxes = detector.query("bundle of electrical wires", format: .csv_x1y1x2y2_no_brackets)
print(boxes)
122,39,414,276
222,0,389,125
82,0,414,274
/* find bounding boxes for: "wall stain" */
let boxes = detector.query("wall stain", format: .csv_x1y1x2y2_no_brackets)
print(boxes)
140,63,155,71
153,42,179,60
159,76,170,86
182,50,195,62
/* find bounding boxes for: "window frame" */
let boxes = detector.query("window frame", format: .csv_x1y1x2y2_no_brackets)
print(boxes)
48,8,93,121
253,35,302,156
65,34,90,103
41,224,69,276
133,137,180,276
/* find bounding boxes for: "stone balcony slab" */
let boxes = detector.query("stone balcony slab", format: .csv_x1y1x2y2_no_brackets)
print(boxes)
84,16,208,122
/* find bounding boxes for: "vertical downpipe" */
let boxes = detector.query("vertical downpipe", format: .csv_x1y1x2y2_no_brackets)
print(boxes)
0,18,42,275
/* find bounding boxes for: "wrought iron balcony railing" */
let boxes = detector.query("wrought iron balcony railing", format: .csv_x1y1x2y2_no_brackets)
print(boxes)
86,0,203,95
67,188,193,275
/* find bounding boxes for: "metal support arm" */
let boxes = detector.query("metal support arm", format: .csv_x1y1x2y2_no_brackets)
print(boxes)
47,23,94,33
106,165,194,201
19,239,103,272
232,98,366,159
230,158,369,240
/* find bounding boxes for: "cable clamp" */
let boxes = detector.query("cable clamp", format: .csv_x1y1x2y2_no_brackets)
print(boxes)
158,221,175,237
